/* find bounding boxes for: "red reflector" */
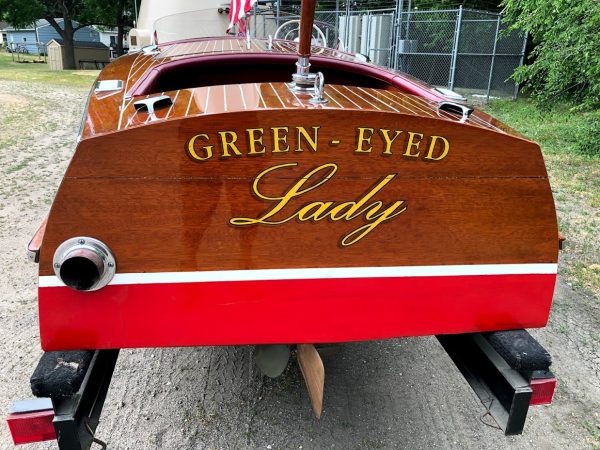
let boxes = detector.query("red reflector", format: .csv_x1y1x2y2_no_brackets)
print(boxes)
530,377,556,405
7,410,56,445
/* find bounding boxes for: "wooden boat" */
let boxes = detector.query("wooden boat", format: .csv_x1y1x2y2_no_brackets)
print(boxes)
31,3,559,354
8,1,561,444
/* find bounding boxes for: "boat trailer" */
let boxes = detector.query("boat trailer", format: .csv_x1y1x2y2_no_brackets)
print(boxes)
8,350,118,449
7,330,556,448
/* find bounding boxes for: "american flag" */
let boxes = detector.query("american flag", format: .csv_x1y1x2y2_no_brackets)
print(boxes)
227,0,257,33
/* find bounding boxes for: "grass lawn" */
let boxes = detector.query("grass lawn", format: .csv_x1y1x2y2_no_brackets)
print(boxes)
487,100,599,297
0,51,98,89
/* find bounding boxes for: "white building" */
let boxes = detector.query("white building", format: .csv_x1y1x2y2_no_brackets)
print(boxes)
0,21,8,45
91,26,128,58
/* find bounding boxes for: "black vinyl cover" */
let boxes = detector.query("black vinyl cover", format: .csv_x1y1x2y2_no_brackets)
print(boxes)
30,350,95,399
484,329,552,372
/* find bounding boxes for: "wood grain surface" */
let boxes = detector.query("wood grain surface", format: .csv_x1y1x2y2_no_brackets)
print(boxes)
34,35,559,350
38,108,557,276
297,344,325,418
79,36,517,142
298,0,318,56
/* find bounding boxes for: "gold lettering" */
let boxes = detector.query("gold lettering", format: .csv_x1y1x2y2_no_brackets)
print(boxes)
379,129,403,155
246,128,266,155
218,131,242,158
230,163,337,225
271,127,290,153
230,163,407,246
355,127,374,153
296,126,320,152
329,175,397,220
186,134,213,161
424,135,450,161
341,200,407,246
296,202,334,221
403,131,423,158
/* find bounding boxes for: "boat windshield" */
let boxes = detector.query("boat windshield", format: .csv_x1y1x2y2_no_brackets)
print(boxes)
153,8,337,48
154,9,231,43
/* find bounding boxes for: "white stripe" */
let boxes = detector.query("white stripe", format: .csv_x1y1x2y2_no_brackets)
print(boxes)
39,263,557,288
227,0,240,30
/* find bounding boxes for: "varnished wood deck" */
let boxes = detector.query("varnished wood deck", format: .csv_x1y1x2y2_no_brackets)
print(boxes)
80,37,517,140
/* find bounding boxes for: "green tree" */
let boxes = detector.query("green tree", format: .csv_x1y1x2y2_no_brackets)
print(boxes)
502,0,600,110
410,0,502,11
83,0,135,56
0,0,134,68
0,0,88,69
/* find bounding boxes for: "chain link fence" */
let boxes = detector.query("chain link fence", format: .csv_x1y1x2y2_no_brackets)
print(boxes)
251,5,526,101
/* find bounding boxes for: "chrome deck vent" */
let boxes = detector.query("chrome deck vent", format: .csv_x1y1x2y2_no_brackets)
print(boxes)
134,95,173,115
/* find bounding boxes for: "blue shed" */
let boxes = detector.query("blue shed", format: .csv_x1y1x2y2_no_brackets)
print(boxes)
5,19,99,55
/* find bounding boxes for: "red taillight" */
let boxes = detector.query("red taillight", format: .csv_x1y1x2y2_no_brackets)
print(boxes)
6,410,56,445
529,376,556,406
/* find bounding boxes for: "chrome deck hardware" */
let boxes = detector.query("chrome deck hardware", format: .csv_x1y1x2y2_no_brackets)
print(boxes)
309,72,328,104
95,80,123,94
134,95,172,115
289,56,317,93
141,44,159,55
434,87,467,102
286,0,323,94
438,101,474,123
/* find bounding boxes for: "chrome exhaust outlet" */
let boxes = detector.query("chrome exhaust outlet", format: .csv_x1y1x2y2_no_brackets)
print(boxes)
53,237,116,291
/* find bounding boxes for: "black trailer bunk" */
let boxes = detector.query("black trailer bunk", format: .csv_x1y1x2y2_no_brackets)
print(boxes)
7,329,556,449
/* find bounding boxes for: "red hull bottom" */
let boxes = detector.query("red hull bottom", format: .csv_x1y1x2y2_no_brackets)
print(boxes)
38,273,556,350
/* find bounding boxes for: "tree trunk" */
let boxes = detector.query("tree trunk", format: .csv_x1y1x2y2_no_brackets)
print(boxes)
116,25,124,56
116,1,125,56
45,16,77,70
62,19,77,70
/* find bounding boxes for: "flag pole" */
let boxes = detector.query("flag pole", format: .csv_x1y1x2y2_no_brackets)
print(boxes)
290,0,318,92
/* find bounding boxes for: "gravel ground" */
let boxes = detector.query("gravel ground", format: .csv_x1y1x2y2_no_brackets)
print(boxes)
1,80,599,449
